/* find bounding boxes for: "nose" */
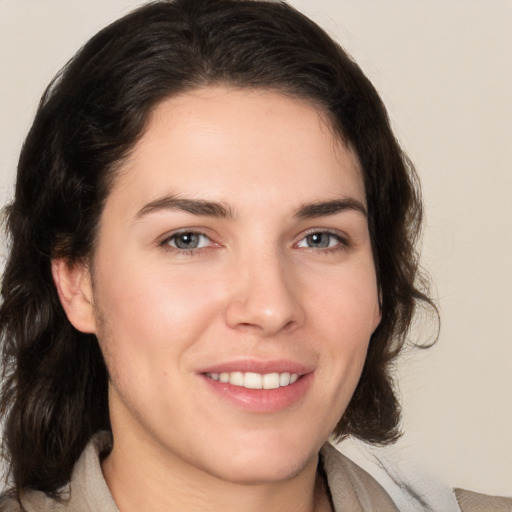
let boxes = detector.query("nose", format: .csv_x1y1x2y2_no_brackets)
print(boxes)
224,251,306,337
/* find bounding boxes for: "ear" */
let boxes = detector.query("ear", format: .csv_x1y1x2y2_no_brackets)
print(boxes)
371,291,382,333
51,258,96,334
372,306,382,333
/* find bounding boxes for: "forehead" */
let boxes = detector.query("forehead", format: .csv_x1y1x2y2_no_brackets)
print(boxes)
108,86,365,215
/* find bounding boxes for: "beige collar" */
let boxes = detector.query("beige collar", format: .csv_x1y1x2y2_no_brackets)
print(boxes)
321,443,398,512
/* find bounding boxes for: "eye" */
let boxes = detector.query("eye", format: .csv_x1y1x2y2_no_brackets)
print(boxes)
296,231,344,250
164,231,212,251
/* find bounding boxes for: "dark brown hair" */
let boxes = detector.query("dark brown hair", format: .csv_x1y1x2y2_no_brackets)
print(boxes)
1,0,435,497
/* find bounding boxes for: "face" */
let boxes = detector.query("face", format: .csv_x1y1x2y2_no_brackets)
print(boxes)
71,87,380,484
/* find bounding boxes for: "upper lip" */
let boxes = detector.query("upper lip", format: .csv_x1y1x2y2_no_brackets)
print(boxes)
196,359,313,375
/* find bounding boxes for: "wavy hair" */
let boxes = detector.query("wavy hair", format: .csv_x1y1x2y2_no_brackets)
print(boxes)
1,0,435,496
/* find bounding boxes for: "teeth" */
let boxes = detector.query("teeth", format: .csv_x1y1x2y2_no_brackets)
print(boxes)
262,373,280,389
244,372,262,389
206,371,299,389
230,371,244,386
279,372,290,386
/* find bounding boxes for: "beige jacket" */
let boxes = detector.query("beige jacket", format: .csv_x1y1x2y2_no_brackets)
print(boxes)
1,433,510,511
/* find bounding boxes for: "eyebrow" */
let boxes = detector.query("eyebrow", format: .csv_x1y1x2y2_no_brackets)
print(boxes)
294,198,367,218
135,195,366,220
136,196,233,219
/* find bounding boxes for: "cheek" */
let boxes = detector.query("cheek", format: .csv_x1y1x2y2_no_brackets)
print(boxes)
304,263,379,395
92,257,225,376
307,263,380,340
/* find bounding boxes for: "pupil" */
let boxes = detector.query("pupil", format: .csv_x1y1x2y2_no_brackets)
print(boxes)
176,233,199,249
308,233,329,248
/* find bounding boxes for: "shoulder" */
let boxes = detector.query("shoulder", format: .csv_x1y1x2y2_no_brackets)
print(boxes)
0,432,116,512
455,488,512,512
0,493,20,512
322,441,512,512
0,490,67,512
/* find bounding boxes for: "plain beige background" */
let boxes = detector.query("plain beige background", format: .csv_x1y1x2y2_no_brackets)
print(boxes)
1,0,511,497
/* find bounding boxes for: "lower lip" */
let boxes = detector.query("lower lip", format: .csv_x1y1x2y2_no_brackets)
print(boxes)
200,373,314,413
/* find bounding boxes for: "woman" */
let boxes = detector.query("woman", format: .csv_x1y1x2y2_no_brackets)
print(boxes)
0,1,509,510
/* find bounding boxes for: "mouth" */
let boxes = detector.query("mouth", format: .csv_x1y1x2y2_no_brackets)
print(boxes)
204,371,299,390
199,363,313,413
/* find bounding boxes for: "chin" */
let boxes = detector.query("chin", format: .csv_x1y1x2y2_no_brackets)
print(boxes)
210,453,315,485
198,429,322,485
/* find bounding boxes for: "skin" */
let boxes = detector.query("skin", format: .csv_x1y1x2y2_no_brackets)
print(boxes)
53,86,381,512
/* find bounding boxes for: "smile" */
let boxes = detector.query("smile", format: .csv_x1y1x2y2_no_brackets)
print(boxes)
205,371,299,389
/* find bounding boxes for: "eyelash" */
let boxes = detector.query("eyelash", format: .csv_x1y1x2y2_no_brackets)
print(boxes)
160,230,215,256
159,229,349,256
295,230,349,253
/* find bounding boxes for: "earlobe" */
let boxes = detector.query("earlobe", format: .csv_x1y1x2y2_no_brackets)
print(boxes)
373,286,383,332
51,259,96,334
372,299,382,333
373,308,382,333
